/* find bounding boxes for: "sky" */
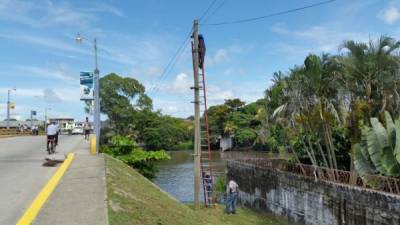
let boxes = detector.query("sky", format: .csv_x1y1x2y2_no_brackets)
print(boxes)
0,0,400,121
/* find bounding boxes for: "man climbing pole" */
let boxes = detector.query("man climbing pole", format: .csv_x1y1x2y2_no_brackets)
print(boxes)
198,34,206,69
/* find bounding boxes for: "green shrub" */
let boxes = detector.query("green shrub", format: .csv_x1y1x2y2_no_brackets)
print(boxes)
214,176,226,200
101,135,170,179
173,140,194,150
266,136,279,153
235,128,257,147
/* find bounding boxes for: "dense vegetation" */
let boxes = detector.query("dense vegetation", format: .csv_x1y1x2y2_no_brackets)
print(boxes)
97,73,193,151
97,36,400,182
206,98,271,150
95,73,192,178
206,36,400,182
258,36,400,179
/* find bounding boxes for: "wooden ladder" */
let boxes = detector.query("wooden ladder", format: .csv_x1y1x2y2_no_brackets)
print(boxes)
198,66,216,207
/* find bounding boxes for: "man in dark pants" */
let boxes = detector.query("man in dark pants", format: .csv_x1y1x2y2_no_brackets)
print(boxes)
83,117,91,140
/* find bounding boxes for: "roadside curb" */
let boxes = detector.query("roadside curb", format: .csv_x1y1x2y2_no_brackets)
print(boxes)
16,153,75,225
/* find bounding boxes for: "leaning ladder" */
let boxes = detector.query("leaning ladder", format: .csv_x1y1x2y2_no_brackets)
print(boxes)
198,65,216,207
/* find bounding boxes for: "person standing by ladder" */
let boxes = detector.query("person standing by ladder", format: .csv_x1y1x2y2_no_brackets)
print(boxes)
225,179,239,214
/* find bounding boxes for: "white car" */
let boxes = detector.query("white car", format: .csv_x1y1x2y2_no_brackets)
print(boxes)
71,127,84,135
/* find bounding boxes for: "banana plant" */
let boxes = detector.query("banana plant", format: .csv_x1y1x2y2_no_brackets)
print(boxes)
353,111,400,180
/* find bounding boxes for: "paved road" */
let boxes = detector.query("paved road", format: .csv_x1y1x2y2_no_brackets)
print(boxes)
0,135,84,225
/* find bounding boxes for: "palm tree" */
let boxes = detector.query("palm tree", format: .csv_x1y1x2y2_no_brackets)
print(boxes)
339,36,400,142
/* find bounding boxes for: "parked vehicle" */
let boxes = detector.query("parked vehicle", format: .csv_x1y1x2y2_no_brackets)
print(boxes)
71,122,84,135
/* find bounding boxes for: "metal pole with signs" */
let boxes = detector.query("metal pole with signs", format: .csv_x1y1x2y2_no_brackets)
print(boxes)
76,34,100,154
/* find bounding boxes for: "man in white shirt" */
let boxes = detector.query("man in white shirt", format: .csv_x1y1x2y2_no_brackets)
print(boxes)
47,122,58,150
225,180,239,214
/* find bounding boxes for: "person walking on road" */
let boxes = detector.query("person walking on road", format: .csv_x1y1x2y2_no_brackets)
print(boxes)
225,180,239,214
83,117,91,140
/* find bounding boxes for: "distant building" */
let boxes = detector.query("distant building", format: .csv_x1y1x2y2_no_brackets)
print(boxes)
219,135,234,151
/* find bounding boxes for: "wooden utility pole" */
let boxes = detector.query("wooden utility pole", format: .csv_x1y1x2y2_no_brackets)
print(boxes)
191,19,201,209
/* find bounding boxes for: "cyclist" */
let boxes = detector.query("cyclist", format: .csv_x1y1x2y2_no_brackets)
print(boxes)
47,122,58,150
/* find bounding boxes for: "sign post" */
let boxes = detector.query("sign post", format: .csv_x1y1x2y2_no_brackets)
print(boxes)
80,72,94,101
30,110,36,129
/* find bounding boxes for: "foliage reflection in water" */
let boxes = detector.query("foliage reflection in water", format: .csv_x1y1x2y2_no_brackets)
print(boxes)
154,150,276,202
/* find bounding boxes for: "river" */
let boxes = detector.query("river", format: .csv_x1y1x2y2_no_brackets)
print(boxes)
154,150,280,202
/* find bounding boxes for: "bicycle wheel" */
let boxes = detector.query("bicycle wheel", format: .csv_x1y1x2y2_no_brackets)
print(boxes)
53,142,56,153
50,141,55,154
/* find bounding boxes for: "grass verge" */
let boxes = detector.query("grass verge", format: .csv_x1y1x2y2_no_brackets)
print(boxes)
105,155,290,225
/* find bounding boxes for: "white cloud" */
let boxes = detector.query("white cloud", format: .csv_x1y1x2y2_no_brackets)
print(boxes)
207,45,244,66
0,31,88,56
0,88,40,98
378,6,400,24
0,87,79,102
142,66,162,77
43,88,62,103
207,85,234,103
172,73,191,93
207,49,227,66
0,0,124,29
223,67,247,76
15,64,78,82
210,49,228,64
270,23,368,56
164,73,192,94
82,3,124,17
153,99,192,116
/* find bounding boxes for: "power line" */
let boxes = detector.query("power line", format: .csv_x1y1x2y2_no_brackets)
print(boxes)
199,0,218,22
202,0,228,23
200,0,337,26
149,0,220,94
150,30,192,93
148,29,192,93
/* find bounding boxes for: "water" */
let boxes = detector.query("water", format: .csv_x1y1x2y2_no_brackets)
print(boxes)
154,150,278,202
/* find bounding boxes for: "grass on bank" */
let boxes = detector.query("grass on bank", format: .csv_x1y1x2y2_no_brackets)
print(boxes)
105,155,290,225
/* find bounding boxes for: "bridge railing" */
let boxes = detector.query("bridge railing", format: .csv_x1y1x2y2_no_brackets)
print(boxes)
230,158,400,195
0,128,43,137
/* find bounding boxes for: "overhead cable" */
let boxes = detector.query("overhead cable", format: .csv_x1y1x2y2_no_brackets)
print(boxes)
201,0,336,26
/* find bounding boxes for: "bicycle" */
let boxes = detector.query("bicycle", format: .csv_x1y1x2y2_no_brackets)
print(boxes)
47,136,56,154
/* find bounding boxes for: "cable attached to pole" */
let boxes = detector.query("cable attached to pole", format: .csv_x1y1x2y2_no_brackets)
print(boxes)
201,0,337,26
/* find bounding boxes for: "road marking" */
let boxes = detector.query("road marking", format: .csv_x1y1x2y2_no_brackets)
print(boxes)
16,153,75,225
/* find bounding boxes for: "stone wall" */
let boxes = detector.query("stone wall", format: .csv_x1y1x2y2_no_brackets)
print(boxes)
227,161,400,225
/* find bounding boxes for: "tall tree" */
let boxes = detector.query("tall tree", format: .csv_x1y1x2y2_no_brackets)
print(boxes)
97,73,152,137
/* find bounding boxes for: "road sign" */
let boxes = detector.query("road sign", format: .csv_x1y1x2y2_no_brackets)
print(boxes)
80,72,94,100
31,110,37,116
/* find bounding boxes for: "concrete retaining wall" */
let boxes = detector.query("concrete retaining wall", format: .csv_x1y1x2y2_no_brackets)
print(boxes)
227,161,400,225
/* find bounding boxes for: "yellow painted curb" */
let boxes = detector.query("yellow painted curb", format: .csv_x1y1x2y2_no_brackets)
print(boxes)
16,153,75,225
90,136,96,155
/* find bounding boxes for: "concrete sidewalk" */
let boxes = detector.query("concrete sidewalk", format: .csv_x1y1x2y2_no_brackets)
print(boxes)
34,139,108,225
